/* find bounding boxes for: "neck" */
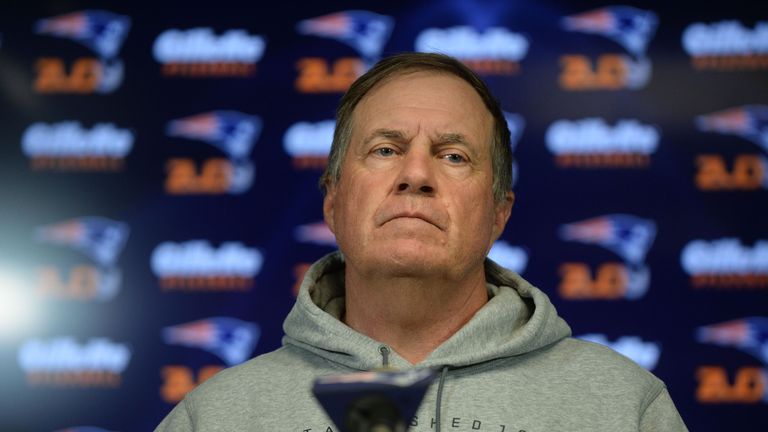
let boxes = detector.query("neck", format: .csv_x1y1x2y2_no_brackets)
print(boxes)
343,265,489,365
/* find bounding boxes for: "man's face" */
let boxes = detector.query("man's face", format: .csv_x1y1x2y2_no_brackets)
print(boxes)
324,70,513,280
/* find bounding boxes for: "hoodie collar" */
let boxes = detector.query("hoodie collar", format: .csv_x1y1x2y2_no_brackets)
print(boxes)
282,251,571,370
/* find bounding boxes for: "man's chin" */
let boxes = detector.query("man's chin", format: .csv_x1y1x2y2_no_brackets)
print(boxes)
365,249,448,278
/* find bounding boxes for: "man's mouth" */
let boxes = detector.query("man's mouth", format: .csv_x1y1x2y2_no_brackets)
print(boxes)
383,211,444,230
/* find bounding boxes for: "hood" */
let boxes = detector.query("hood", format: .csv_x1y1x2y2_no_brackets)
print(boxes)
282,251,571,371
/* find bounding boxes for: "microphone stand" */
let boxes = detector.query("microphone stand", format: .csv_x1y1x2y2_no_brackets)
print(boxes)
346,394,406,432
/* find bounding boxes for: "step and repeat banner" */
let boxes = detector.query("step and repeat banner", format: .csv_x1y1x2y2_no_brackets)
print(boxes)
0,1,766,431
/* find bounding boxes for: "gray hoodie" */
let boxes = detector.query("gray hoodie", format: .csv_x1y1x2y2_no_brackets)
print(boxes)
156,251,688,431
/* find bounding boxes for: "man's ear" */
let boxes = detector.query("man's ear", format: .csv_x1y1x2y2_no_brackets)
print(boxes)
323,183,337,234
491,191,514,241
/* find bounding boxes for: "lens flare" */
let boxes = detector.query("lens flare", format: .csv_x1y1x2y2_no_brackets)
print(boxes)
0,269,39,339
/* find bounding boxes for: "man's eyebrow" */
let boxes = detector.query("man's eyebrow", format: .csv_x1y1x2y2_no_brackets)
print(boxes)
434,132,470,146
362,128,408,146
361,129,472,149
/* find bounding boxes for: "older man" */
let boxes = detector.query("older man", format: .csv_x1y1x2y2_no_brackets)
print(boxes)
156,53,688,431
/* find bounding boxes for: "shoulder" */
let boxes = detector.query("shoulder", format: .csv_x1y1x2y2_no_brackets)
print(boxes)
193,346,316,398
549,338,662,379
541,337,666,403
184,345,325,406
163,346,341,428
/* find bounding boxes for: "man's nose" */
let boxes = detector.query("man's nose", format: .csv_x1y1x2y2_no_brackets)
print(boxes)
394,147,436,196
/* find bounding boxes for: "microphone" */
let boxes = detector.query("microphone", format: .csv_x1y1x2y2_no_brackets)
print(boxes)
312,368,437,432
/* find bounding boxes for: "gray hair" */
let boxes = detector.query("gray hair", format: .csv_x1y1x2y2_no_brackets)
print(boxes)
319,52,513,203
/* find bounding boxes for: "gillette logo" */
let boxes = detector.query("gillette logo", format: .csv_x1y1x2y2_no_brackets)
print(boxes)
294,221,336,246
681,238,768,289
34,10,130,94
153,28,265,77
151,240,262,291
546,118,659,168
558,214,656,300
415,26,528,75
578,334,660,370
163,317,260,366
560,6,657,90
283,120,334,170
683,21,768,70
487,241,528,274
165,111,261,195
22,122,133,171
696,317,768,404
18,337,131,387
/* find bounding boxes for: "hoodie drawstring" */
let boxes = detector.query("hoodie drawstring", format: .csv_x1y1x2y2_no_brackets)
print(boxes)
435,365,449,432
376,347,448,432
379,345,390,368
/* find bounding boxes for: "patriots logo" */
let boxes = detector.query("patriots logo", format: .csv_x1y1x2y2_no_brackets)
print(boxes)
162,317,260,366
696,105,768,152
697,317,768,365
36,217,129,267
34,10,131,58
562,6,658,57
559,214,656,265
296,10,394,62
166,111,261,161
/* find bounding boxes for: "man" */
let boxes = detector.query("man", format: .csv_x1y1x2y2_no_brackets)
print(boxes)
156,52,688,431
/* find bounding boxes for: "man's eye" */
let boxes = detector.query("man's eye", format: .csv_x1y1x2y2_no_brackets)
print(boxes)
373,147,396,157
442,153,466,164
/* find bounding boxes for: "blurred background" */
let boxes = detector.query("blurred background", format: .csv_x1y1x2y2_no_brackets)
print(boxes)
1,0,767,430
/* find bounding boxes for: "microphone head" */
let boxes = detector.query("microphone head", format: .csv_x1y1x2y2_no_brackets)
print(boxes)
312,368,437,432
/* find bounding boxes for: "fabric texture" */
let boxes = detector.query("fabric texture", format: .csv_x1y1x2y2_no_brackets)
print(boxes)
156,251,688,431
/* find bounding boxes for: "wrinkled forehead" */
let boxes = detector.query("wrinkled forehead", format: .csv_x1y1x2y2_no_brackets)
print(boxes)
350,70,494,145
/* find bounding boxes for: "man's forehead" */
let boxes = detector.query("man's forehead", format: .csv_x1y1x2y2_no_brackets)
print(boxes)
360,69,479,106
362,128,473,146
352,74,491,130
